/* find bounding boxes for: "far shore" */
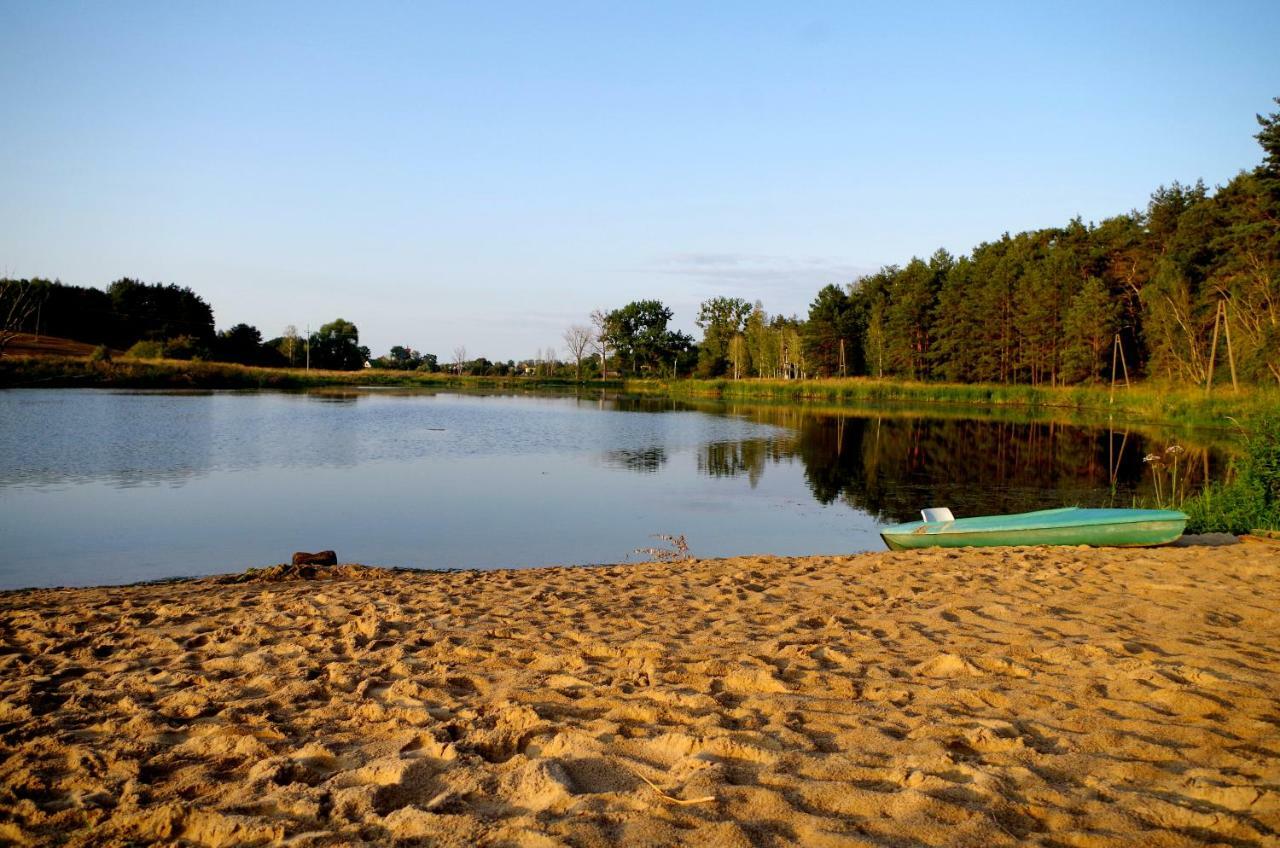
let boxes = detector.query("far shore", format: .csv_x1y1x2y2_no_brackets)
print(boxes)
2,353,1277,429
1,542,1276,846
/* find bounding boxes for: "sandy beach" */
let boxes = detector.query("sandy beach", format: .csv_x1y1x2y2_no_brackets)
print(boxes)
1,543,1277,847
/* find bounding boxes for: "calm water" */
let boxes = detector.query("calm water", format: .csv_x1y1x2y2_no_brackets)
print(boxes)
0,388,1232,589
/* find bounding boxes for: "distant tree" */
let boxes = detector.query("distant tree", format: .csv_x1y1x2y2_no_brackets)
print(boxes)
853,270,894,379
215,323,265,365
452,345,467,375
28,280,117,346
281,325,301,366
695,296,752,377
107,278,214,346
727,333,747,379
1255,96,1280,196
802,284,858,377
1061,276,1119,383
590,308,612,377
1140,181,1218,384
743,302,778,377
930,257,983,382
1209,172,1280,384
777,317,806,379
539,345,560,377
309,318,369,370
886,253,949,380
604,300,693,376
372,345,430,370
563,324,593,382
0,279,45,356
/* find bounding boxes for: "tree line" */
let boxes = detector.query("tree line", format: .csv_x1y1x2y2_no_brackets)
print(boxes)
674,100,1279,387
0,277,385,371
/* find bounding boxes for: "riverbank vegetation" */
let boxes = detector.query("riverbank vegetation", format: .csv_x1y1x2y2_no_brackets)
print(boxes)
623,376,1280,430
1182,417,1280,533
0,355,613,392
3,353,1274,430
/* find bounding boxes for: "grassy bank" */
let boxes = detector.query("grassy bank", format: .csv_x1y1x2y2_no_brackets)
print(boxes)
1182,416,1280,533
0,355,620,392
2,356,1272,430
622,376,1278,430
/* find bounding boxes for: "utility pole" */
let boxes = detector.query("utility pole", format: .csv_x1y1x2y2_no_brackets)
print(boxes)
1109,333,1130,405
1222,301,1239,393
1205,300,1239,396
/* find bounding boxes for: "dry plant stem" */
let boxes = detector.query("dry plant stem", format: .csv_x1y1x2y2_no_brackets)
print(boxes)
635,772,716,805
633,533,691,562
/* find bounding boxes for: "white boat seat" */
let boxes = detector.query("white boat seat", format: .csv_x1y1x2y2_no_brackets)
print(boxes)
921,507,955,523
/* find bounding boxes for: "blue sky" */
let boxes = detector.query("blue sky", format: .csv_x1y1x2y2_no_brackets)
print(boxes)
2,1,1277,359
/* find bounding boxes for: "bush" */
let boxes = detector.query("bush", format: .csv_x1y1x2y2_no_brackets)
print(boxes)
125,340,163,359
88,345,111,362
162,335,204,360
1184,416,1280,534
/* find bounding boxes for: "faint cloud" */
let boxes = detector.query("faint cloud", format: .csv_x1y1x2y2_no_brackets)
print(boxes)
645,252,872,299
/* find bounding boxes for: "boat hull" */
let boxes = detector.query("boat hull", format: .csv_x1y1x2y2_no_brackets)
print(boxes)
880,508,1187,551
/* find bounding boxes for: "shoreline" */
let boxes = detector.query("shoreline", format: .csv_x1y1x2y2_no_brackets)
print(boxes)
2,544,1276,846
0,534,1245,596
3,354,1277,429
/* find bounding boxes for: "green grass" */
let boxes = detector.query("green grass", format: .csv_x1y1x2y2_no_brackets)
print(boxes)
0,355,622,391
621,376,1278,430
1182,416,1280,534
3,356,1272,434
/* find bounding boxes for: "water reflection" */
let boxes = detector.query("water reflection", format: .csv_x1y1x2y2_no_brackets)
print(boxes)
603,447,668,473
0,388,1238,589
697,439,784,489
685,408,1228,523
1,389,1233,516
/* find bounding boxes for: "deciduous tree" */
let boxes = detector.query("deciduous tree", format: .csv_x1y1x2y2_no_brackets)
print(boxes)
563,324,593,382
309,319,370,370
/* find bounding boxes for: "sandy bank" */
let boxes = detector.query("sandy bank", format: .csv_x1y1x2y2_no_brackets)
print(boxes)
1,544,1277,847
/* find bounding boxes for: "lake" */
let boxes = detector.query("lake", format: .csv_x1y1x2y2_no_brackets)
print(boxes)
0,388,1232,589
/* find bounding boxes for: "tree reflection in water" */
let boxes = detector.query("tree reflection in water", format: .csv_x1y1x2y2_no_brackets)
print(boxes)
603,446,668,473
682,403,1231,524
696,439,787,489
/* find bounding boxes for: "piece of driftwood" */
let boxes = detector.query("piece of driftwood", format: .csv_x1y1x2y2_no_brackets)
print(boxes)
635,772,716,805
292,550,337,566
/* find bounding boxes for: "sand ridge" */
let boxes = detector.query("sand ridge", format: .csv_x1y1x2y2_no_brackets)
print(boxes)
0,544,1277,846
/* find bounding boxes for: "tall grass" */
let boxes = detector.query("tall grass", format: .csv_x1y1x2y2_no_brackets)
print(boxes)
623,376,1279,429
1182,416,1280,534
0,356,621,391
2,356,1272,433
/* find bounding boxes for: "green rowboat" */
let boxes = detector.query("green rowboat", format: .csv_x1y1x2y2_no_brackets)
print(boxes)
880,506,1188,551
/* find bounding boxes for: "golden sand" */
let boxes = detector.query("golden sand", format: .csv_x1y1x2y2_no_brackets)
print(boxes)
1,543,1277,847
